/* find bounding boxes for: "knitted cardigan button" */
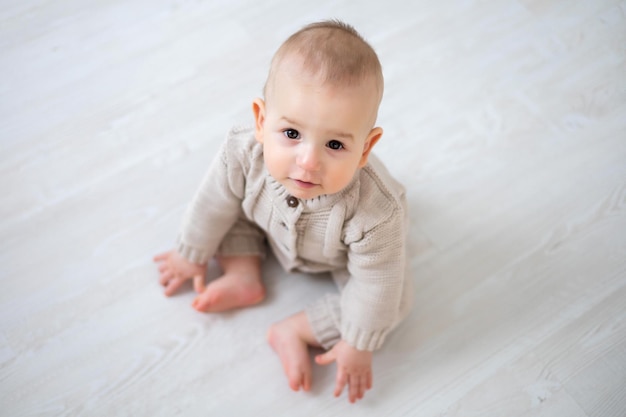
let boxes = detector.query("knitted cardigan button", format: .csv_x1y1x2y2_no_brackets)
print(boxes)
286,196,299,208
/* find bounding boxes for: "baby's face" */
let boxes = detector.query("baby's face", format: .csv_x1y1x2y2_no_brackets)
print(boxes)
254,63,382,200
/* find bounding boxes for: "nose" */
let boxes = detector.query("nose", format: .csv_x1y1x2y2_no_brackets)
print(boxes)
296,144,321,171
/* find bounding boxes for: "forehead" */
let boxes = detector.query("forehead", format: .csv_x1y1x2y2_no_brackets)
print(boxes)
268,54,381,103
267,62,380,135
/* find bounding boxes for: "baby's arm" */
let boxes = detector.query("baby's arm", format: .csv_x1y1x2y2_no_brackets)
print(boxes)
314,193,407,402
154,250,207,295
315,340,373,403
156,130,251,295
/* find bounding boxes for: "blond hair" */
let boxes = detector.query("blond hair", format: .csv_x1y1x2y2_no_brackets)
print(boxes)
264,20,384,102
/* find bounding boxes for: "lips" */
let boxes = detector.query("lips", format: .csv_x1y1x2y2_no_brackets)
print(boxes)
292,178,317,189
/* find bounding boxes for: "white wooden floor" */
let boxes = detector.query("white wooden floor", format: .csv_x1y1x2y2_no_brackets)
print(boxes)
1,1,625,416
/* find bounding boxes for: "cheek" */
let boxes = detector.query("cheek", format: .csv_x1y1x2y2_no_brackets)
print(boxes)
263,141,290,174
327,161,359,190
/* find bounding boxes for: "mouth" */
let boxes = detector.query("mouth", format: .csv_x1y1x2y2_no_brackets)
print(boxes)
291,178,318,189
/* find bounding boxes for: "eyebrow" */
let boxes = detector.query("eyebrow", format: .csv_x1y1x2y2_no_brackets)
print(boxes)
281,117,355,141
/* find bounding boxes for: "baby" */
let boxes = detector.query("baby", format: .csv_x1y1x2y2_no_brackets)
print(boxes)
154,20,413,403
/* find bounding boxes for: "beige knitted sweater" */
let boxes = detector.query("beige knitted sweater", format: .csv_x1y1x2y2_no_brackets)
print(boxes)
177,126,410,351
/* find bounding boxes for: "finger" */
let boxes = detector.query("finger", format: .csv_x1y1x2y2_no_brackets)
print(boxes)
348,374,358,403
153,252,171,262
193,274,205,294
286,368,301,391
159,270,174,286
288,377,301,392
357,375,365,400
158,263,169,273
315,350,336,366
302,369,312,392
164,277,184,296
334,368,347,398
366,372,373,390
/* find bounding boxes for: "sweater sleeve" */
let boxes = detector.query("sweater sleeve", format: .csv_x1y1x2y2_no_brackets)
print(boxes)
340,202,407,352
176,130,247,264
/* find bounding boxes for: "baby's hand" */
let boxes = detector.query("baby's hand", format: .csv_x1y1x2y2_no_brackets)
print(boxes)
153,250,207,296
315,340,373,403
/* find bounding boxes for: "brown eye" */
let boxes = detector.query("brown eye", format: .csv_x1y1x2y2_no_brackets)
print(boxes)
284,129,300,139
328,140,344,150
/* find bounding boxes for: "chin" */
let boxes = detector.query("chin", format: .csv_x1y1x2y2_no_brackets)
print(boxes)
291,191,320,200
287,187,323,200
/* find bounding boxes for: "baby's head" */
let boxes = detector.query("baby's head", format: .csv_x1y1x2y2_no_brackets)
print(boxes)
264,20,384,110
253,20,385,200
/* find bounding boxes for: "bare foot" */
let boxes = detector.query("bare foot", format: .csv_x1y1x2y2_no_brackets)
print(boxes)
192,256,264,312
267,312,320,392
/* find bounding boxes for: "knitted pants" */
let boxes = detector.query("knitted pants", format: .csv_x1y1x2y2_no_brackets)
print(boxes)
218,216,413,351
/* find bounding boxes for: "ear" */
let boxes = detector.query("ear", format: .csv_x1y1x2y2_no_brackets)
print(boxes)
358,127,383,168
252,98,266,144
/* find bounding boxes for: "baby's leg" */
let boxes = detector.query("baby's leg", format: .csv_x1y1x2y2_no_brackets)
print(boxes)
192,255,264,312
267,311,321,392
